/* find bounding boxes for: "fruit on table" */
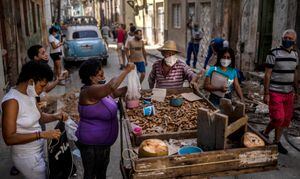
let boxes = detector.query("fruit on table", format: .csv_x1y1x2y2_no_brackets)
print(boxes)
138,139,169,158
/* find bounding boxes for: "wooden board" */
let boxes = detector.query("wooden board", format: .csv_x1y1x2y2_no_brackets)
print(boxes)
120,119,278,179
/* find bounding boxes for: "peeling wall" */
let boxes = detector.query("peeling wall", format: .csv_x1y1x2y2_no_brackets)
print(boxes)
272,0,298,48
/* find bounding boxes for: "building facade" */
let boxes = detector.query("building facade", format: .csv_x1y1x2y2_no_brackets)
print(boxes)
0,0,51,98
166,0,300,71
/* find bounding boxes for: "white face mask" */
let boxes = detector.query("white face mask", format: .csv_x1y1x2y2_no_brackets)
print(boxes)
220,59,231,67
165,55,177,67
27,81,38,97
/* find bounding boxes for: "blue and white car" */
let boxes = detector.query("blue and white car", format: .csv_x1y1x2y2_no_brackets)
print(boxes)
63,25,109,66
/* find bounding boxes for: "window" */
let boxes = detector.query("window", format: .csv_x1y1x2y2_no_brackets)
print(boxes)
23,1,30,36
31,1,37,33
188,3,195,21
173,4,181,28
73,31,98,39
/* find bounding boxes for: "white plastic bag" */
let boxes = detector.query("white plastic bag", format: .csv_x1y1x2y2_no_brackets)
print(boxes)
64,117,78,141
126,68,141,100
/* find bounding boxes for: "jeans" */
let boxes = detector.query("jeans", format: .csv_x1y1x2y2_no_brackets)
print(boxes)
76,142,111,179
186,42,200,68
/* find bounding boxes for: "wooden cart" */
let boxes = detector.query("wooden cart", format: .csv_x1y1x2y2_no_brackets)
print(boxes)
119,88,278,179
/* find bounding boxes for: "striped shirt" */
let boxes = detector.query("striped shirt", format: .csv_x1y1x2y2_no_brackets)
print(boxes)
265,46,299,93
148,59,196,89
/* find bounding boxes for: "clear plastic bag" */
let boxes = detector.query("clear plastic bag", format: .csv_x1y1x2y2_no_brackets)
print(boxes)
64,117,78,141
126,68,141,100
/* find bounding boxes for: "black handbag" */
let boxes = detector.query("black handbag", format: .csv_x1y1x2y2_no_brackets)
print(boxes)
48,121,77,179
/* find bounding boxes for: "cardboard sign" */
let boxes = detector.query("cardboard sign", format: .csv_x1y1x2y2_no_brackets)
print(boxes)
211,71,228,98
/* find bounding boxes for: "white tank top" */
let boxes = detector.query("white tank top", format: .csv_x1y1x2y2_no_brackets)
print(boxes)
1,88,44,154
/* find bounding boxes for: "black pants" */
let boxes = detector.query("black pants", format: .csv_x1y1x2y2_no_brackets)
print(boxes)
76,142,111,179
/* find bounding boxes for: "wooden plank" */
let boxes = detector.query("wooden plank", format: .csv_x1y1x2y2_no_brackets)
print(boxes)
133,146,278,178
197,108,217,151
220,98,233,117
225,116,248,137
134,145,277,169
215,113,228,150
134,130,197,147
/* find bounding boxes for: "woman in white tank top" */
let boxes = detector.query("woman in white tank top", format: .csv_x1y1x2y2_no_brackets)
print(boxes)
1,61,68,179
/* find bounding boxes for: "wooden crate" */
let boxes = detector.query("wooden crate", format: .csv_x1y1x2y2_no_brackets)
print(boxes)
120,89,278,178
198,98,248,151
123,88,216,147
121,117,277,179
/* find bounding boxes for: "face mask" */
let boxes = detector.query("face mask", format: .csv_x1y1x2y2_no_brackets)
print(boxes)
27,81,38,97
98,80,106,84
165,55,177,67
220,59,231,68
282,39,295,49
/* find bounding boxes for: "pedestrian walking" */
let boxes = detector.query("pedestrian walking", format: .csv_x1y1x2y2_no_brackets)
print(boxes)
186,18,203,68
101,24,111,46
125,29,147,83
261,29,299,154
116,24,127,70
204,37,229,69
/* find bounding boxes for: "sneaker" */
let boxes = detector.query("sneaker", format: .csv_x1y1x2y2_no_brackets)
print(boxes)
277,142,288,154
10,166,20,176
260,130,269,139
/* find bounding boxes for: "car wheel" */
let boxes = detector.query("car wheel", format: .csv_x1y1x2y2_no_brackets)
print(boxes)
102,58,107,66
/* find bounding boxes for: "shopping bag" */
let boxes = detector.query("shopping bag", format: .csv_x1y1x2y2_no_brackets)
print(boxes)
126,68,141,100
48,121,77,179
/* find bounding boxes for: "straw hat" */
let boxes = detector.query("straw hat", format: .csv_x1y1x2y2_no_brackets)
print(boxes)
157,40,180,53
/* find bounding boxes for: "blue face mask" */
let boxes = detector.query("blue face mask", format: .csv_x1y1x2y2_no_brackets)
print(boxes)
282,39,295,49
98,80,106,84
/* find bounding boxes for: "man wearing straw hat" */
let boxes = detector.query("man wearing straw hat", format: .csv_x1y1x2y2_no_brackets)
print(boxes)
148,40,198,89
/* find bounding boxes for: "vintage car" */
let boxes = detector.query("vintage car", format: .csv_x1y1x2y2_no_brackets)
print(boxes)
63,24,108,66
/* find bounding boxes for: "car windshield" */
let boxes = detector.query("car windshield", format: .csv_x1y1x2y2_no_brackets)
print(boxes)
73,30,98,39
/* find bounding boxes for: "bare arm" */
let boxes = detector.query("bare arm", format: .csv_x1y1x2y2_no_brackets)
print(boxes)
81,64,135,103
294,68,298,94
2,100,61,145
112,86,128,98
142,43,147,65
50,42,62,49
263,68,272,104
40,112,68,124
233,77,244,101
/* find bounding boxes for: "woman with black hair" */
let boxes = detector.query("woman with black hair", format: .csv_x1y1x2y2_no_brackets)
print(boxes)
1,61,68,179
49,26,63,81
76,59,135,179
204,47,244,106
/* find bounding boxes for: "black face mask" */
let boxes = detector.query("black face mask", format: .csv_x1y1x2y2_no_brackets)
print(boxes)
98,80,106,84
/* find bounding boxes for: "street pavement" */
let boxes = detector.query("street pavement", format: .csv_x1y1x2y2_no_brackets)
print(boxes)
0,39,300,179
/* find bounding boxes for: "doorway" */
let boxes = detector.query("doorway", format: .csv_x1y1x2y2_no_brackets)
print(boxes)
257,0,275,70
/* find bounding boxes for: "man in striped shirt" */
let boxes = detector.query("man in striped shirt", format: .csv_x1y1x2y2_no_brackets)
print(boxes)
262,29,299,154
148,40,197,89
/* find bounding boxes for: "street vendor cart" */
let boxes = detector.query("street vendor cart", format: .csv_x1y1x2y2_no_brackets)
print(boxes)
119,88,278,179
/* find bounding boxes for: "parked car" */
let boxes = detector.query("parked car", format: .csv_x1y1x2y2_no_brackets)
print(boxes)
63,24,108,66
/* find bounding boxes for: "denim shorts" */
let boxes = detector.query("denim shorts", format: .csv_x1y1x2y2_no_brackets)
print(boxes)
134,61,146,73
